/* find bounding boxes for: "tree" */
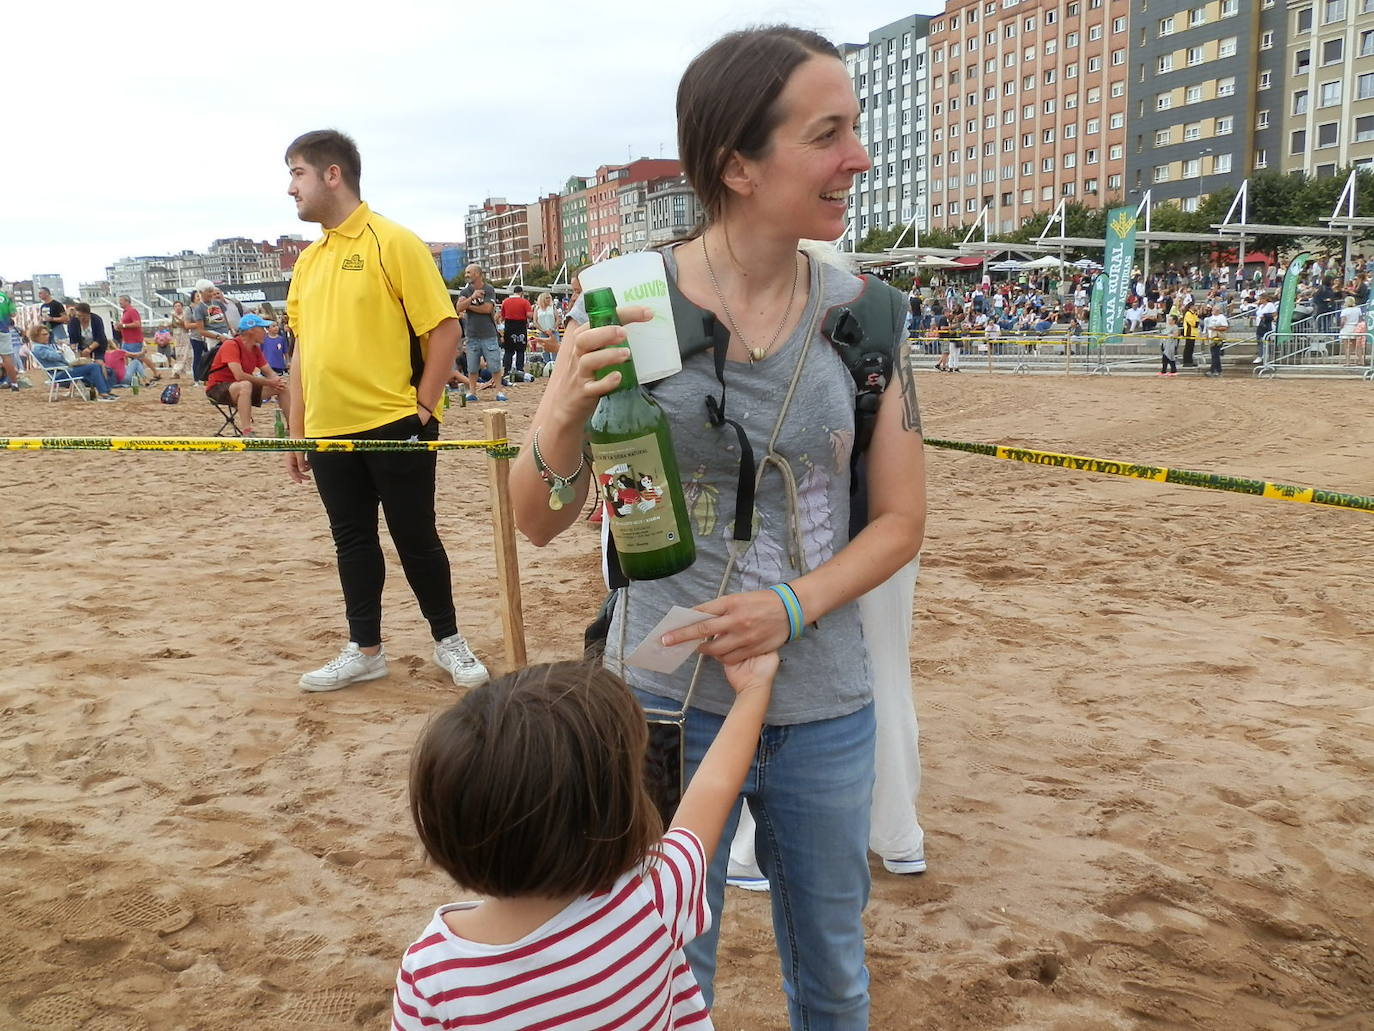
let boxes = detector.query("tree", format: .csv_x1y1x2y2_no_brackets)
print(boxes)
856,225,909,252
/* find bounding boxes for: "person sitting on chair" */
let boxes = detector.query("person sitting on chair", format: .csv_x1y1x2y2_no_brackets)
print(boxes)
205,313,290,435
26,325,119,400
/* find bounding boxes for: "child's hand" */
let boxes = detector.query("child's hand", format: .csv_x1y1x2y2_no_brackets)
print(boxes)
722,651,779,700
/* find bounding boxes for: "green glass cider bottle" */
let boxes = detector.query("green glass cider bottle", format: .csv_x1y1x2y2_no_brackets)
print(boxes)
584,287,696,580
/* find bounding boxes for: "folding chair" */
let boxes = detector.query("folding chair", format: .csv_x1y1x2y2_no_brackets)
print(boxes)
209,394,242,437
38,363,91,402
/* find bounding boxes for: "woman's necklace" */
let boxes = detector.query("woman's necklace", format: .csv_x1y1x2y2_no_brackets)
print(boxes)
702,235,800,363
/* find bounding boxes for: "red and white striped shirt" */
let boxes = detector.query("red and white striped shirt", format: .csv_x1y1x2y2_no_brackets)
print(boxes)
393,829,712,1031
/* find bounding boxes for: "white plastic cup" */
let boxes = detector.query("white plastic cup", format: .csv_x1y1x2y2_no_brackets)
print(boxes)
578,252,682,383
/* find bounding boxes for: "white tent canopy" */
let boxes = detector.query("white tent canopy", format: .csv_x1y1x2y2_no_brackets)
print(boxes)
1023,254,1071,269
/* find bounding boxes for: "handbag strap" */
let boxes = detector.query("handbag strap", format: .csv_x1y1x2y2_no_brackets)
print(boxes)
616,278,825,718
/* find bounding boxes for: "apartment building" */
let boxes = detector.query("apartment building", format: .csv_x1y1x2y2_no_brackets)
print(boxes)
647,176,704,247
560,176,593,268
1282,0,1374,177
585,159,682,260
486,203,540,282
926,0,1131,233
538,193,564,270
842,14,932,248
1126,0,1284,210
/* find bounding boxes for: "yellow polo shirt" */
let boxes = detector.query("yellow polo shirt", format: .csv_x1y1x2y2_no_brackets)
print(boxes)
287,202,457,437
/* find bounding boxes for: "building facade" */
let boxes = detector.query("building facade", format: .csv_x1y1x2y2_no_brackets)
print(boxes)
585,159,683,260
647,176,704,247
559,176,593,268
925,0,1132,234
1126,0,1284,210
1282,0,1374,178
538,193,564,270
842,15,932,248
487,203,533,282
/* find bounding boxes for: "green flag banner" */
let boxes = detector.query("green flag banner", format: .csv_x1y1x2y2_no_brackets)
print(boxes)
1088,272,1108,337
1102,205,1139,347
1275,251,1313,353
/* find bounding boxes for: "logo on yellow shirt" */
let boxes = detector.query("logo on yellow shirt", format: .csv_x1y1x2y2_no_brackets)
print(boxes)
342,254,364,271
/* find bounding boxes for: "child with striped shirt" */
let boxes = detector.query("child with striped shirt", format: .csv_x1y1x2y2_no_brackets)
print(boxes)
393,655,777,1031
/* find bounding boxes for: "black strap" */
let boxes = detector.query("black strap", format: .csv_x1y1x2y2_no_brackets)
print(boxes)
702,311,755,545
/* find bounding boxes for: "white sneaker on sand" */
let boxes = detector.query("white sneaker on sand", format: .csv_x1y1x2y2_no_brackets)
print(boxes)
434,633,489,687
299,643,388,692
882,848,928,875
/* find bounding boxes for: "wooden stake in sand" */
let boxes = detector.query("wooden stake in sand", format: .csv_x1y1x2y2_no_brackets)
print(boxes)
483,409,527,670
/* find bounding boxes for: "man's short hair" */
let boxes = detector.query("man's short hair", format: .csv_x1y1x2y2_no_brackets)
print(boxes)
38,287,51,296
75,302,91,314
118,295,131,305
513,285,524,294
194,279,215,294
285,129,362,195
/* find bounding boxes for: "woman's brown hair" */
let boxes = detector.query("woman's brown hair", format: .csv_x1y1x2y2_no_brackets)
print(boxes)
409,661,663,898
676,25,840,227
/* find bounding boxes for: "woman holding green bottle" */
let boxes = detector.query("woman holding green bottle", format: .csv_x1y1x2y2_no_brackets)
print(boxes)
511,25,925,1030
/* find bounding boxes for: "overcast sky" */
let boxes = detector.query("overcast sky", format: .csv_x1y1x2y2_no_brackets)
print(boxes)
5,0,942,292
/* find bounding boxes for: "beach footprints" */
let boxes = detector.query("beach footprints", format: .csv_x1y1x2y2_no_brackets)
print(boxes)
277,987,361,1026
20,992,96,1028
108,890,194,935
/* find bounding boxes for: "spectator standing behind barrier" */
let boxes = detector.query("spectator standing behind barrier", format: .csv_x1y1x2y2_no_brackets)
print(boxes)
1254,292,1276,365
456,264,501,397
531,290,559,361
1203,305,1228,377
37,287,68,343
0,279,20,389
283,128,489,694
1181,302,1200,367
117,295,143,352
1160,313,1180,375
499,285,532,380
167,300,191,378
187,281,232,383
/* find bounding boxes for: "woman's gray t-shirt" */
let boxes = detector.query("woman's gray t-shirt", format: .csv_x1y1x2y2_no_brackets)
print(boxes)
594,249,890,725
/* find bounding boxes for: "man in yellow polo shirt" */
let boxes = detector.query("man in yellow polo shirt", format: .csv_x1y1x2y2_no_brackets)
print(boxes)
284,128,488,693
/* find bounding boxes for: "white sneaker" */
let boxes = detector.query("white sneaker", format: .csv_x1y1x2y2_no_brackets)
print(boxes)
882,849,928,875
299,643,388,692
433,633,489,687
726,875,771,892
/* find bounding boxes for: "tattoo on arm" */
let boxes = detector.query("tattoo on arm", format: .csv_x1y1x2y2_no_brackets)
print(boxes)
895,337,923,435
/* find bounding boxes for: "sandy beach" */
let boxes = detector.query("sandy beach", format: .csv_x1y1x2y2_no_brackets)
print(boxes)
1,371,1371,1031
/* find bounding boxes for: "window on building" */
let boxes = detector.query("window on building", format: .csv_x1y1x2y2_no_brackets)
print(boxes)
1187,46,1204,66
1323,0,1345,22
1022,161,1033,175
1296,6,1313,30
1023,104,1035,118
1065,153,1078,168
1155,128,1172,147
1361,72,1374,99
1217,77,1235,97
1005,51,1015,67
1109,112,1124,128
1089,24,1103,40
1086,148,1099,163
1316,162,1338,177
967,198,979,212
1290,128,1307,153
1186,84,1203,103
1088,86,1102,102
1221,0,1238,15
1158,15,1175,35
1153,164,1171,182
1217,115,1234,135
1046,39,1058,56
1108,173,1122,189
1023,74,1035,90
1045,98,1058,112
1087,117,1101,133
1065,94,1079,109
1004,109,1015,123
1111,80,1124,97
1190,6,1207,25
1088,55,1102,71
1294,90,1310,114
1183,158,1201,178
1259,70,1272,90
1158,55,1173,73
1067,31,1079,47
1317,122,1339,147
1066,62,1079,78
1065,124,1078,139
932,203,942,217
1213,153,1233,173
1112,49,1125,65
1260,31,1274,49
1110,143,1124,158
1322,39,1343,64
1219,36,1237,58
1356,115,1374,141
1320,80,1342,106
1045,68,1057,84
1257,110,1270,129
1042,185,1055,200
1254,148,1268,168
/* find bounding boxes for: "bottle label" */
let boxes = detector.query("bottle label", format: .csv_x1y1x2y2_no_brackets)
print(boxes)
589,433,682,554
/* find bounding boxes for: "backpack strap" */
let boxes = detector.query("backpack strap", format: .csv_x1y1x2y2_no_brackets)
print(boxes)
819,273,906,537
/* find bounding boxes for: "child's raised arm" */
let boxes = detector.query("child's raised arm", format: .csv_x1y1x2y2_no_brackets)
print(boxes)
669,652,778,861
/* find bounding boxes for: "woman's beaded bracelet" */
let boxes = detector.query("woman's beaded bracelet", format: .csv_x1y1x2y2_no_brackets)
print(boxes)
769,583,804,643
531,427,586,511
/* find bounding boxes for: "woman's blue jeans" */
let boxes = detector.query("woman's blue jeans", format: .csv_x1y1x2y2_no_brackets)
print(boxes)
636,690,876,1031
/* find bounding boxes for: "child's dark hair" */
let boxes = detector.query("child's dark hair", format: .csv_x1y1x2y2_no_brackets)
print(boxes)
410,661,663,898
